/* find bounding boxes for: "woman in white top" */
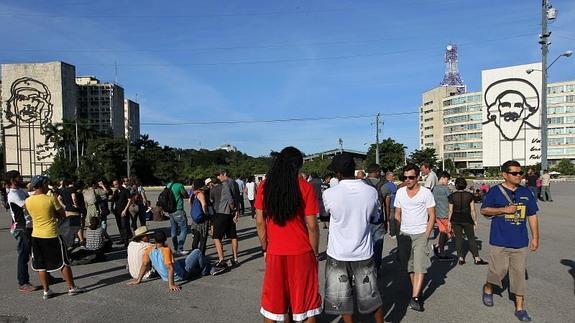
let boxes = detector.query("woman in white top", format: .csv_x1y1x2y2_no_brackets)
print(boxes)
244,176,257,218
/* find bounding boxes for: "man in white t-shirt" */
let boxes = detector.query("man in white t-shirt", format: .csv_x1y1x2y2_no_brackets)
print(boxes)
127,226,154,280
323,153,384,322
394,163,436,312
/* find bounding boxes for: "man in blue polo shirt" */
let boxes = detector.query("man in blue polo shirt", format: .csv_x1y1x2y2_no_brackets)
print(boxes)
480,160,539,322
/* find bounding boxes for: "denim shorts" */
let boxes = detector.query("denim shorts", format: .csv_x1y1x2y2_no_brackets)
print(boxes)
324,256,382,315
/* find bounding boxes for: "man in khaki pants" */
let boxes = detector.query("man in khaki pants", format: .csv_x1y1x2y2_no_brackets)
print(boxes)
480,160,539,322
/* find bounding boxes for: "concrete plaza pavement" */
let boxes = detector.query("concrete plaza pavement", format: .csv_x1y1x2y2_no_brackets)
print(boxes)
0,183,574,322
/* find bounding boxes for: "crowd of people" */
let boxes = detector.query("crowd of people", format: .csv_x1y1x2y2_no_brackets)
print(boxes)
254,148,540,323
3,149,544,322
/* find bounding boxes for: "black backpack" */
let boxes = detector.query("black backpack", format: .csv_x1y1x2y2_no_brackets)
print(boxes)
157,183,177,214
363,178,386,224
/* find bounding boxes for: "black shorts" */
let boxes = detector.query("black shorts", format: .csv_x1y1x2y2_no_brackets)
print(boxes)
212,213,237,240
31,236,70,272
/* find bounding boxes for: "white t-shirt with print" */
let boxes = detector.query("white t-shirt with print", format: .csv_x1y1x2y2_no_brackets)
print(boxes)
323,179,379,261
394,186,435,235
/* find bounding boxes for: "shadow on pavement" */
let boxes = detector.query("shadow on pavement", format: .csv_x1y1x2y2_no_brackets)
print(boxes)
560,259,575,295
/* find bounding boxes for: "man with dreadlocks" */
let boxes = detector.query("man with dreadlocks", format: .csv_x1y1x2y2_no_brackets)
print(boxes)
255,146,322,323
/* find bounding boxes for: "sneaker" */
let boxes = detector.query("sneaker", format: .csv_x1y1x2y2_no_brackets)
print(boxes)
409,298,424,312
43,289,54,300
214,260,228,269
179,250,190,256
211,266,226,276
18,283,37,292
68,286,87,296
514,310,532,322
230,258,239,267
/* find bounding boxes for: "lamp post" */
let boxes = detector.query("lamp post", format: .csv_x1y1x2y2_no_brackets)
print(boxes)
126,124,132,178
526,50,572,171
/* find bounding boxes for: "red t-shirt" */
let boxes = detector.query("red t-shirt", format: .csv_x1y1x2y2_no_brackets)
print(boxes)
255,177,319,255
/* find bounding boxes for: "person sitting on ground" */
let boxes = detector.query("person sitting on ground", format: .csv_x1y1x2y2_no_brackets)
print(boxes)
84,217,111,259
127,226,155,280
69,217,111,264
128,230,219,292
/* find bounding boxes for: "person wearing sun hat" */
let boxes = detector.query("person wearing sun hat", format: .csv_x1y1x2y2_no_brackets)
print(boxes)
127,226,155,280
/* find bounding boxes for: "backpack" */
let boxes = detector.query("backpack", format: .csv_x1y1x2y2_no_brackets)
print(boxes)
191,196,206,223
157,183,177,214
363,178,386,224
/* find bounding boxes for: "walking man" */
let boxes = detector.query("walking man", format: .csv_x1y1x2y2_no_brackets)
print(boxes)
166,177,190,255
25,175,85,299
524,169,539,199
384,171,398,237
235,176,245,215
323,154,384,322
481,160,539,322
540,170,553,202
6,170,36,292
363,163,390,270
432,172,452,260
421,163,437,191
211,170,239,270
394,163,436,311
110,179,132,247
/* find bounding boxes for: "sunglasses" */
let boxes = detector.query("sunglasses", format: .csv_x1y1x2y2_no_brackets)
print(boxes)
404,176,418,180
506,171,523,176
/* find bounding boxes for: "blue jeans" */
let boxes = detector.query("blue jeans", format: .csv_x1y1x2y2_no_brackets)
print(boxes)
180,249,211,278
13,228,32,286
170,210,188,252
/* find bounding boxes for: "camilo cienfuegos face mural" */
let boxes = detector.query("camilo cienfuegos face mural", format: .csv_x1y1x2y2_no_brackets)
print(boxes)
483,78,541,141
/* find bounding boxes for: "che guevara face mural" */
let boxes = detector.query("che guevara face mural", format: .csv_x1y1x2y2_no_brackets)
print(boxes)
483,78,540,141
5,77,53,129
4,77,55,160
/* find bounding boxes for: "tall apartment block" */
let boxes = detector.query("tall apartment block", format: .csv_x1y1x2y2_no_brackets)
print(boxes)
76,76,125,138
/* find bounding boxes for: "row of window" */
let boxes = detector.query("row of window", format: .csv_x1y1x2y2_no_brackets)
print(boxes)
548,116,575,125
444,123,481,133
549,137,575,146
549,148,575,156
445,151,483,159
548,106,575,114
443,95,481,107
548,84,575,94
443,104,482,116
548,126,575,135
547,95,575,104
444,132,482,142
444,142,482,151
444,113,482,124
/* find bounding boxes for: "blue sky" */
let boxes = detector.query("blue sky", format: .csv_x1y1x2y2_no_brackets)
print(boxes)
1,0,574,157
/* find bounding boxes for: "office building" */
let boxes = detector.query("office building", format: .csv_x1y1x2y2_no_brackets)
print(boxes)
420,63,575,172
76,76,125,138
124,99,140,143
1,62,77,177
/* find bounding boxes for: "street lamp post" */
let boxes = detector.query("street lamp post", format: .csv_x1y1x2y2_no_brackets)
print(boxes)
126,124,132,178
527,49,572,171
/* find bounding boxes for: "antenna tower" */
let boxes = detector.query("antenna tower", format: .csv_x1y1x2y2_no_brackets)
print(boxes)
440,43,465,93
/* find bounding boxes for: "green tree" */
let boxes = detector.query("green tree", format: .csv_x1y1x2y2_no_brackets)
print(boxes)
365,138,407,172
408,148,438,169
438,158,456,175
301,158,331,176
553,159,575,175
